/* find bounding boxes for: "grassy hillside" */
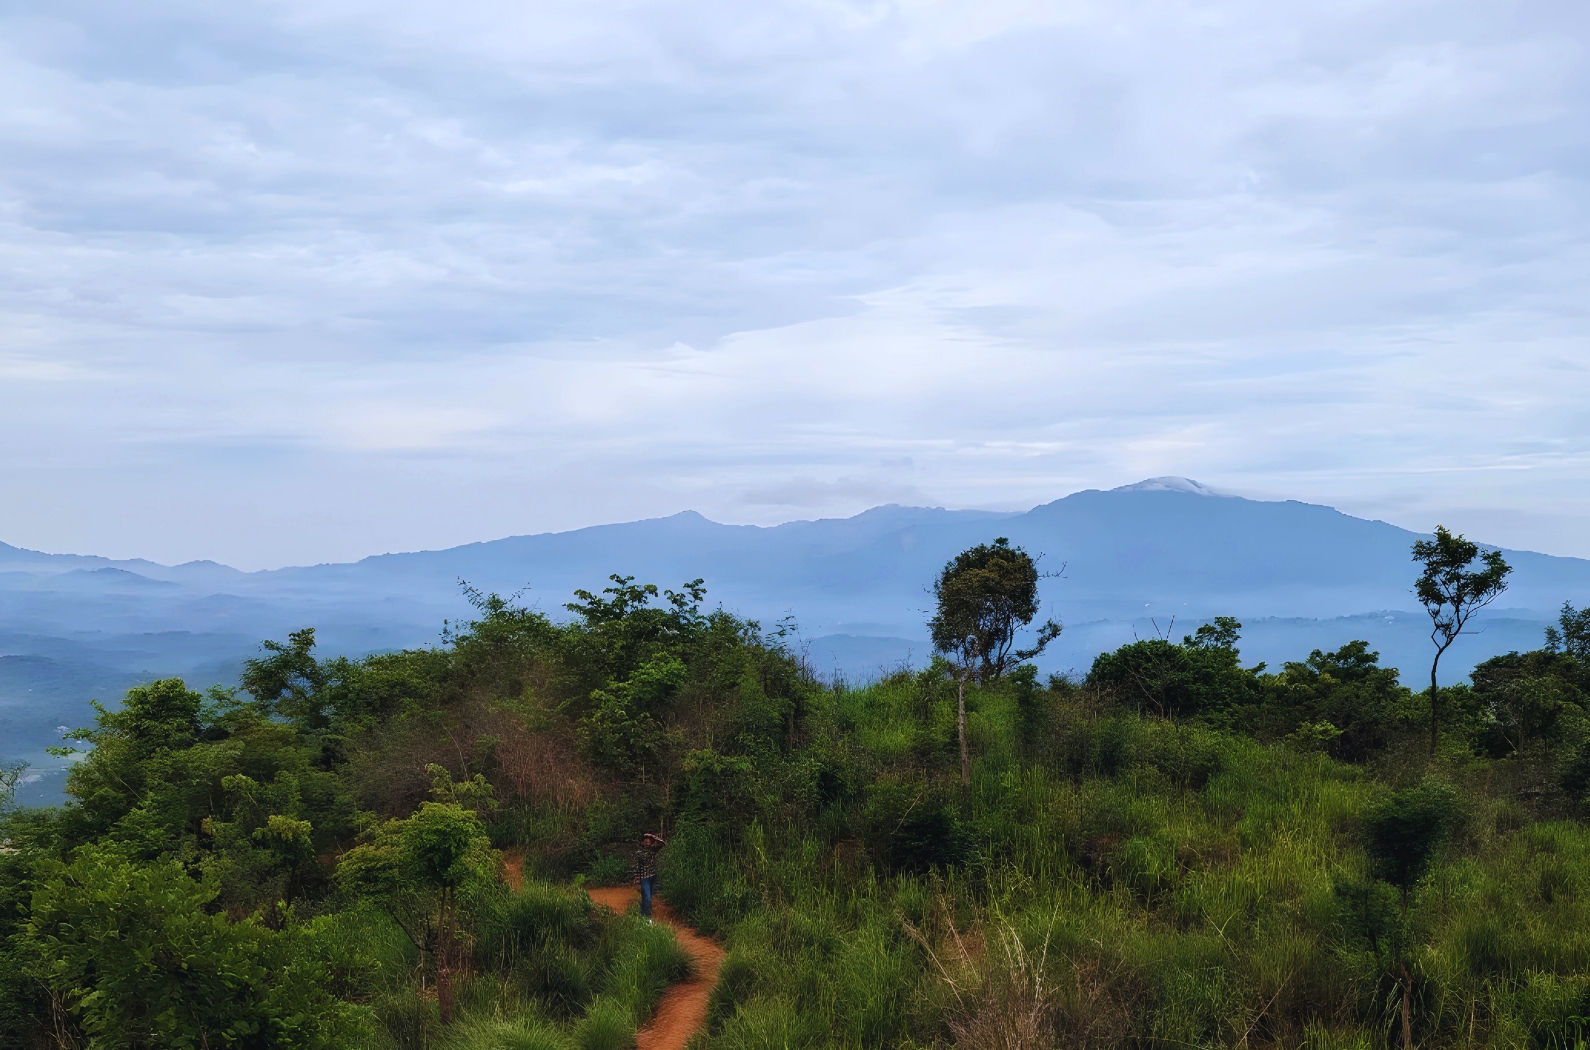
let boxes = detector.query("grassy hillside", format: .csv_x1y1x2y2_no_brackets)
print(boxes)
2,576,1588,1049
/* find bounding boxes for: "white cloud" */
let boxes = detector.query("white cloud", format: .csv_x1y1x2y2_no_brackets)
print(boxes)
0,0,1586,568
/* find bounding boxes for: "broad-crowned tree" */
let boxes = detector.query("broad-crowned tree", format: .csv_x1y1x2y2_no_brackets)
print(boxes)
1412,527,1511,755
929,538,1061,785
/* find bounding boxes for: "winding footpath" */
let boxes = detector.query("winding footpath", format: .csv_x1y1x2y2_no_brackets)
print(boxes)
502,856,725,1050
587,886,726,1050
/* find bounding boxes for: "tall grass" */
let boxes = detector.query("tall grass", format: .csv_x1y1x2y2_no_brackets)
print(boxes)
329,874,690,1050
665,679,1590,1049
321,672,1590,1050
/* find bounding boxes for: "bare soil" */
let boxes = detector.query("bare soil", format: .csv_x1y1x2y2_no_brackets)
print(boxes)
587,886,726,1050
500,855,725,1050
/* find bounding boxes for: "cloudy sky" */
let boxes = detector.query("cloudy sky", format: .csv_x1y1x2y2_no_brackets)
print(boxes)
1,0,1587,569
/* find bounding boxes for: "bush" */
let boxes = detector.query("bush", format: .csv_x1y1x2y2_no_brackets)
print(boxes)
24,845,364,1049
586,852,630,886
1364,782,1458,897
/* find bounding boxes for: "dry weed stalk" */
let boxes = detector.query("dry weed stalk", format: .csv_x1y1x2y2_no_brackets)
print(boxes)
905,909,1059,1050
904,905,1141,1050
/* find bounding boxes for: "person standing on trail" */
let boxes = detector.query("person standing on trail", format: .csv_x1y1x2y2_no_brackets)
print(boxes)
637,832,665,920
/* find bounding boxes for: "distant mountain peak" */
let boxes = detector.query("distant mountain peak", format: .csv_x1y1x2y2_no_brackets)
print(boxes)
1110,477,1227,497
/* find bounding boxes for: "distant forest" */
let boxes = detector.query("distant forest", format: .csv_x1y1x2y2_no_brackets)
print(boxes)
3,535,1590,1049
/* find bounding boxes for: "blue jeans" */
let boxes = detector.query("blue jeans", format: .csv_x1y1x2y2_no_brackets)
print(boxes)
639,875,655,917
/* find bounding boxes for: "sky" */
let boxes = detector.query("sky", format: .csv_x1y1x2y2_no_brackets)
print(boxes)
1,0,1587,571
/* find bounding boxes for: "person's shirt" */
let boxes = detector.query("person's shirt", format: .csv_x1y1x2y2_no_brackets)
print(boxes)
636,847,659,880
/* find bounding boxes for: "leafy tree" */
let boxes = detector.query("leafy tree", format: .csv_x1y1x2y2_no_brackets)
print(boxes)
680,747,761,834
930,538,1061,784
241,628,329,730
1263,641,1409,761
1473,663,1578,758
1468,646,1589,783
445,584,561,703
335,799,497,1024
1085,618,1258,722
542,575,710,734
53,679,212,842
24,845,356,1049
1186,616,1242,651
47,676,357,916
207,773,326,912
241,628,413,767
1545,600,1590,663
1088,639,1193,717
578,652,685,777
1412,527,1511,755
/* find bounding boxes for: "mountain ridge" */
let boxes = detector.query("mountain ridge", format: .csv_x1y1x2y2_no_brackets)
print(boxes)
6,479,1587,802
2,481,1580,586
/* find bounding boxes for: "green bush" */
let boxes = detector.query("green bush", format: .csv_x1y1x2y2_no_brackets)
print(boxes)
586,852,630,886
24,845,364,1049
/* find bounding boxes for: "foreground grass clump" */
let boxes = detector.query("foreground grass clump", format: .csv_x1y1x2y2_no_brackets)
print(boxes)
335,875,689,1050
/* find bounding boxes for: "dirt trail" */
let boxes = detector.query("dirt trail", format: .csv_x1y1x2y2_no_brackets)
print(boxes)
500,855,724,1050
587,886,725,1050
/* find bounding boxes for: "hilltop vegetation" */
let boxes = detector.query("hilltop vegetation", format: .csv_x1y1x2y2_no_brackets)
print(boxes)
3,572,1590,1049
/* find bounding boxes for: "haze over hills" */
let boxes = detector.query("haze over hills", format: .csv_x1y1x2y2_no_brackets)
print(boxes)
5,478,1588,802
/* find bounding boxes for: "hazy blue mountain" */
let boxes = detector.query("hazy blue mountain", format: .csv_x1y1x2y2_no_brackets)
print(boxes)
5,479,1589,801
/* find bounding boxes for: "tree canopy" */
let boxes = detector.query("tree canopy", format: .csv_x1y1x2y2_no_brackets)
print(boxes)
1412,526,1512,754
928,537,1060,682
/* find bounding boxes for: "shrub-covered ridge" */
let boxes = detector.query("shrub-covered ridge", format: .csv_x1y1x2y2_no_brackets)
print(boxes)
2,578,1589,1048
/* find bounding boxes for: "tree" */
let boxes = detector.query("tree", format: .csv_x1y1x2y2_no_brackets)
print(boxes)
577,652,684,777
1085,618,1257,722
1186,616,1242,651
1269,641,1407,762
24,845,355,1048
241,628,328,729
1545,600,1590,663
1412,527,1511,755
335,797,497,1024
929,538,1061,785
0,763,23,813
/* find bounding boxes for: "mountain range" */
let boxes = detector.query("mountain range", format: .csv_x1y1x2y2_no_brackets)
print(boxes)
5,478,1588,802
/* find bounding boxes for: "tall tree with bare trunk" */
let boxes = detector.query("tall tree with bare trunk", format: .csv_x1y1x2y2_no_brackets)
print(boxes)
1412,526,1510,756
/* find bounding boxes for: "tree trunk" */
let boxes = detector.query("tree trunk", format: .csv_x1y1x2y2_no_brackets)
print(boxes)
1429,657,1440,758
957,676,970,787
1400,962,1413,1048
437,895,455,1024
437,941,453,1024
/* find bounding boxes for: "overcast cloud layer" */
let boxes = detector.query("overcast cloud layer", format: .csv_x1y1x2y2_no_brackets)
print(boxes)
1,0,1587,569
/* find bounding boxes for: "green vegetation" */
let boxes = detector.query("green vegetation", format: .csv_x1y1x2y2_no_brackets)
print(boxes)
2,551,1589,1048
1412,527,1514,756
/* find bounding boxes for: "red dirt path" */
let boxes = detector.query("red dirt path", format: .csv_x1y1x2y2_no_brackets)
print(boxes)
501,856,724,1050
586,886,725,1050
